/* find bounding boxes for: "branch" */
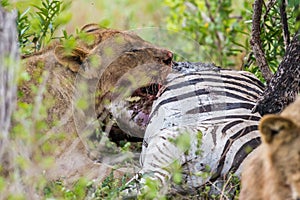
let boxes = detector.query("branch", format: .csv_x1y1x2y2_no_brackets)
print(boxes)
297,3,300,28
279,0,290,48
263,0,276,23
252,32,300,115
250,0,273,84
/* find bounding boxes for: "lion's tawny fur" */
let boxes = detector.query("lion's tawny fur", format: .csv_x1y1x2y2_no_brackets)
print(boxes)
240,97,300,200
16,25,172,186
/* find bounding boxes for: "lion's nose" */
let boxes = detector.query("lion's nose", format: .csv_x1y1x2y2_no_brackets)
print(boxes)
162,50,173,65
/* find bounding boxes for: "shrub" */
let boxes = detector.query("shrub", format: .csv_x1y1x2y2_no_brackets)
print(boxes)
16,0,72,54
163,0,298,82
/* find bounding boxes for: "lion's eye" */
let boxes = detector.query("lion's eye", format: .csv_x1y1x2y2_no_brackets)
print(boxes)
130,48,139,52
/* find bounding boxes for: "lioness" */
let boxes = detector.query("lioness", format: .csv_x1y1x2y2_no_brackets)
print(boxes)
240,97,300,200
17,24,172,185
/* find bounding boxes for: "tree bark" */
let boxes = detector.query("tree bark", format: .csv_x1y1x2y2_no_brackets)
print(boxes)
252,32,300,115
251,0,273,84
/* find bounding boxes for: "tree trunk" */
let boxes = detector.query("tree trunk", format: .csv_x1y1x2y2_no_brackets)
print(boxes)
252,32,300,115
0,6,32,199
0,7,19,145
0,6,19,166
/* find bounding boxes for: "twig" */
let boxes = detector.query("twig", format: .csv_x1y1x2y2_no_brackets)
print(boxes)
250,0,273,84
280,0,290,48
296,3,300,26
207,179,230,200
219,174,236,200
263,0,276,23
242,52,254,70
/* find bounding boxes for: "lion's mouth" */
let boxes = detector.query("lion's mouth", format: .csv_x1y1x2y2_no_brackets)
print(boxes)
106,82,164,145
162,54,173,66
127,83,162,127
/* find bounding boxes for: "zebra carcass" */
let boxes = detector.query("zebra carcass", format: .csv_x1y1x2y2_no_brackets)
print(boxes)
123,62,264,197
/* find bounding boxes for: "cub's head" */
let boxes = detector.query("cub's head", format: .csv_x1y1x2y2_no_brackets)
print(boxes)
259,97,300,199
54,24,173,138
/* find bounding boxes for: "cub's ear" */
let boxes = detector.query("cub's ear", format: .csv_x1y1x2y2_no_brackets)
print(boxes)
54,46,89,72
259,115,297,144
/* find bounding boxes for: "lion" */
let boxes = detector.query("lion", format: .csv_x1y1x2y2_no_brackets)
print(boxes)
240,97,300,200
16,24,172,186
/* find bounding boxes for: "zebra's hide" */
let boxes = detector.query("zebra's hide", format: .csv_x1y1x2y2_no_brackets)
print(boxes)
125,62,265,195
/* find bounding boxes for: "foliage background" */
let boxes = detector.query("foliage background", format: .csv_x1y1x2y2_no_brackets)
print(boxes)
9,0,298,77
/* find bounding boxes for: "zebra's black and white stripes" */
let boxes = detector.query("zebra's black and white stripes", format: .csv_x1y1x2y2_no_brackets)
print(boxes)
125,62,264,195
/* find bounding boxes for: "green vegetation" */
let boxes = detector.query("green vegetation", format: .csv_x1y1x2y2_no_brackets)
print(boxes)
43,172,130,199
163,0,298,81
164,0,252,68
15,0,72,54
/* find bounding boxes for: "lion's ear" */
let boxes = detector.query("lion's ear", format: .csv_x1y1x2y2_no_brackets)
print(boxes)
54,46,89,72
76,25,103,50
80,23,104,33
259,115,296,143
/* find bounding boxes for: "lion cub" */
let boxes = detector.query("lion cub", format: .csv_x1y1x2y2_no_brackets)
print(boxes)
240,97,300,200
